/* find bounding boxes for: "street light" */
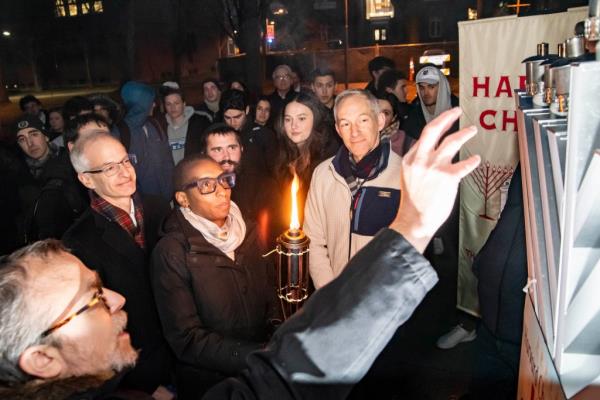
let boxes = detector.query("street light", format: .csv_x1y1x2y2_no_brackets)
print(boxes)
2,31,11,37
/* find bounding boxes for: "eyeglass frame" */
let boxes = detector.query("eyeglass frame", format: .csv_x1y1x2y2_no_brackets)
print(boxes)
41,286,109,338
82,154,137,177
181,172,236,195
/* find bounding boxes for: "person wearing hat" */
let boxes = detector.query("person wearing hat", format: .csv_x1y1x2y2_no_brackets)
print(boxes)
13,115,86,247
403,65,465,352
404,65,458,140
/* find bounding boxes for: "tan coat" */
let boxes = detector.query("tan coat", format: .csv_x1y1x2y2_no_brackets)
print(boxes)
304,149,402,289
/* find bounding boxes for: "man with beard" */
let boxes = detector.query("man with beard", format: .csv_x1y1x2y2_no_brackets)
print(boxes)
62,132,173,394
220,89,278,175
202,123,282,247
0,108,480,400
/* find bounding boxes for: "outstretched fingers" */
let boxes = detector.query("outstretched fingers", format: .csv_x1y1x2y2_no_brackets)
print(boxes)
436,125,478,164
414,107,463,157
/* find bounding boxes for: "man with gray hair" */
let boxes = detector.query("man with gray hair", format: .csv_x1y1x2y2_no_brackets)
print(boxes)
267,64,296,119
0,108,480,399
62,132,173,394
0,239,139,398
304,89,402,289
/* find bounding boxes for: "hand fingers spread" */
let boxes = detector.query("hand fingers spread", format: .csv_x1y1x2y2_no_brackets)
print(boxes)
436,125,478,163
446,155,481,180
415,107,462,156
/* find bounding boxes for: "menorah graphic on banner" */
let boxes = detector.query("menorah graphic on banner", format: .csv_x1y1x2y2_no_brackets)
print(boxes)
469,161,514,220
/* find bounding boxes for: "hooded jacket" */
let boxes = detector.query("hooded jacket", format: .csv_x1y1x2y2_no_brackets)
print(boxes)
120,81,174,200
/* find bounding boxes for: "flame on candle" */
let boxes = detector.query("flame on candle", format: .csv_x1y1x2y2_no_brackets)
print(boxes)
290,173,300,230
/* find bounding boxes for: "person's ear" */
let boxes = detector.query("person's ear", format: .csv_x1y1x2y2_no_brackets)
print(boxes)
377,112,386,131
19,345,65,380
174,191,189,208
385,87,393,94
245,106,250,115
67,141,74,152
77,172,96,190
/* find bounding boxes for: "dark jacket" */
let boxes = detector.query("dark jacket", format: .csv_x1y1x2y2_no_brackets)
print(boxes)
62,194,173,394
403,94,459,140
203,229,438,400
473,165,527,344
120,82,175,200
267,89,296,121
16,147,87,247
183,113,212,157
150,209,280,397
232,153,285,248
0,371,153,400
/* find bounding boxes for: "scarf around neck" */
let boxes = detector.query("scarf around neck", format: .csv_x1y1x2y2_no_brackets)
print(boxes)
337,139,390,198
180,201,246,260
90,191,146,249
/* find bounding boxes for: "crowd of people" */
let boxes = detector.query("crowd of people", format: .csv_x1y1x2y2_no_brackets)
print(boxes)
0,56,521,399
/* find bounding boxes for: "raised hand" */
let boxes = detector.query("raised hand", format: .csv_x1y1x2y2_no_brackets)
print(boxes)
390,107,481,253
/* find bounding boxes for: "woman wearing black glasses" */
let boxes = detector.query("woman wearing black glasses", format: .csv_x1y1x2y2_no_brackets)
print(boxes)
150,155,281,400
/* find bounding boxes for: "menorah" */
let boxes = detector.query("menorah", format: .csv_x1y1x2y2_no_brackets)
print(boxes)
469,161,514,220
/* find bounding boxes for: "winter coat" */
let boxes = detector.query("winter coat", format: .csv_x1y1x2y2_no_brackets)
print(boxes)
62,194,173,394
150,209,280,398
304,146,402,289
15,147,87,246
473,165,527,344
120,81,174,200
203,229,438,399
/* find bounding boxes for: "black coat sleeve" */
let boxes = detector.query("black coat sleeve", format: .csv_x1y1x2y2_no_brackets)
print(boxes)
203,228,438,400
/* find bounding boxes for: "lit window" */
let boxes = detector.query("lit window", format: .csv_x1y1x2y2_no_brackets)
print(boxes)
55,0,104,17
68,0,78,16
365,0,394,20
55,0,66,17
374,28,388,42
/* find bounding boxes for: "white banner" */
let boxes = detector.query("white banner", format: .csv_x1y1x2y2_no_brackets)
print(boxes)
457,7,587,315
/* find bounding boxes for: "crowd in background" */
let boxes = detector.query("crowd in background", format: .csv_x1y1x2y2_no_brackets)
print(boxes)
0,56,524,400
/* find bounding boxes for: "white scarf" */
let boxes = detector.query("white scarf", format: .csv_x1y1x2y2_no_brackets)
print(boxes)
180,201,246,260
418,67,452,123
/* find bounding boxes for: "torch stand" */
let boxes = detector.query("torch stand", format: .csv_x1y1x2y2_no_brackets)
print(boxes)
271,228,310,320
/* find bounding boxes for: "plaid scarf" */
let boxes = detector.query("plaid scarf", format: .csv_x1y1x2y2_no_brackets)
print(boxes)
338,139,390,198
90,191,146,249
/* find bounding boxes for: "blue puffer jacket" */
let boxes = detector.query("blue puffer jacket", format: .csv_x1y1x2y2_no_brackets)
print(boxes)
121,81,174,200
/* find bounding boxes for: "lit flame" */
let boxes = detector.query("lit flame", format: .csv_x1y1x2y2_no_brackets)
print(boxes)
290,173,300,230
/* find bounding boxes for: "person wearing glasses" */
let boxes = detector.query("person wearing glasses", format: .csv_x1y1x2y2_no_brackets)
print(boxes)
62,132,173,395
150,155,281,399
0,109,480,400
267,64,297,120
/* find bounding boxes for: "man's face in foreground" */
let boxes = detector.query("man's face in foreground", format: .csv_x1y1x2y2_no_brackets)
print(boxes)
19,251,137,379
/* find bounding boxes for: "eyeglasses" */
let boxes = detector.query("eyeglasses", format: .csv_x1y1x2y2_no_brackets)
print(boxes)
274,74,290,80
41,287,109,338
182,172,236,195
83,155,137,177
